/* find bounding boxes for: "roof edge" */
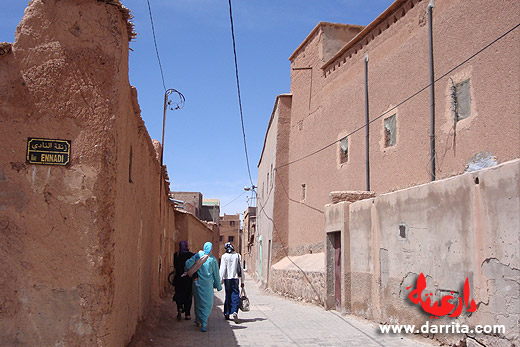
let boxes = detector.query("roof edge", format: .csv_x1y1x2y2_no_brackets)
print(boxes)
321,0,408,70
258,94,292,168
289,22,358,62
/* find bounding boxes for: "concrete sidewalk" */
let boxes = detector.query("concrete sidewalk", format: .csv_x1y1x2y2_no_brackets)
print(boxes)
128,277,438,346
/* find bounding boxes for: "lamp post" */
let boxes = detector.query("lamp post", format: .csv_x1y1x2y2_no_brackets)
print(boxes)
244,185,257,207
161,88,185,166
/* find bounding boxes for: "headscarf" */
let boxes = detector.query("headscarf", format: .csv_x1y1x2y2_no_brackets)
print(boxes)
203,242,212,255
224,242,235,253
179,240,189,254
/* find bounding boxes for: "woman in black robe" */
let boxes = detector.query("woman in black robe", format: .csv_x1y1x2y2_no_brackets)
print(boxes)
173,241,194,320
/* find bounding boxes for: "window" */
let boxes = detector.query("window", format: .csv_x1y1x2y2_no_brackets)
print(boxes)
339,136,348,163
230,221,235,227
228,236,234,242
270,164,274,190
301,184,306,201
128,146,133,183
219,236,223,241
384,114,396,147
453,79,471,121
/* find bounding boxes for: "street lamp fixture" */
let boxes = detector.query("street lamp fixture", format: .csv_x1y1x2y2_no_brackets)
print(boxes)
161,88,185,166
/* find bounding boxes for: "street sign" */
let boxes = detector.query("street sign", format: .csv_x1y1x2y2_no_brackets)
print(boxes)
26,137,71,166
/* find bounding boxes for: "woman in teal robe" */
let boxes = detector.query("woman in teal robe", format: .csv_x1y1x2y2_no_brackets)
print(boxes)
185,242,222,332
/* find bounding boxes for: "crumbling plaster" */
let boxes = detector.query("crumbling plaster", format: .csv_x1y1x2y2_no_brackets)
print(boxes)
341,160,520,345
0,1,175,345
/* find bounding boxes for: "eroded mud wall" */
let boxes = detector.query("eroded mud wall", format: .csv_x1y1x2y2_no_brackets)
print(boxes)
347,160,519,345
0,1,175,345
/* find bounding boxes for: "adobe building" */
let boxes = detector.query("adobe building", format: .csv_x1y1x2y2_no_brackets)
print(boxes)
0,0,178,345
257,0,519,344
218,214,241,259
170,191,203,219
241,206,256,272
256,94,291,287
201,198,220,223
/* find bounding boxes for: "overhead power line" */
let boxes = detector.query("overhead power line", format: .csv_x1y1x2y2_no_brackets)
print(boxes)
221,191,247,208
228,0,254,187
146,0,167,91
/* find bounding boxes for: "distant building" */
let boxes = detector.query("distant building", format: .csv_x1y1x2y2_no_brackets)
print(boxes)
218,214,240,259
242,207,256,273
201,199,220,223
170,191,202,219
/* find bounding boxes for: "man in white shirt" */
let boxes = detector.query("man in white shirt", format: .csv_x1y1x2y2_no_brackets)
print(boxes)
219,242,245,322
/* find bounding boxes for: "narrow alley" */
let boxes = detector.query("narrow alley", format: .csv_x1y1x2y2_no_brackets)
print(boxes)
128,277,438,347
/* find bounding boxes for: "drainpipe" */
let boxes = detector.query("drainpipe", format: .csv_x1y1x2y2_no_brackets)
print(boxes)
364,55,371,191
428,0,436,181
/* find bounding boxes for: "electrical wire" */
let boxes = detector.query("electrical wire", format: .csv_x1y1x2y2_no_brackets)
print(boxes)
221,191,247,208
276,22,520,171
228,0,254,187
146,0,167,91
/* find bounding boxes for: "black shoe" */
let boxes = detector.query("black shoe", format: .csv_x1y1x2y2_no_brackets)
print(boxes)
177,311,182,321
185,315,191,320
224,314,230,320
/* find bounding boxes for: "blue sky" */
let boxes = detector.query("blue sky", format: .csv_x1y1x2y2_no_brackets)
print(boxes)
1,0,393,215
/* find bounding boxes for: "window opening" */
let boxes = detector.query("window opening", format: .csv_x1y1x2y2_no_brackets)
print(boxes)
453,79,471,121
228,235,234,242
384,114,396,147
129,146,133,183
339,136,349,163
270,164,274,190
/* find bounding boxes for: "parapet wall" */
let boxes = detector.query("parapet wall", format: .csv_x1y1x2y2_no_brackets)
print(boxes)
0,1,175,345
325,160,520,346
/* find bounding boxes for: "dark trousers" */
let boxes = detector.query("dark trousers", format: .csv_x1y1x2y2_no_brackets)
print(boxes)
174,277,193,315
223,279,240,315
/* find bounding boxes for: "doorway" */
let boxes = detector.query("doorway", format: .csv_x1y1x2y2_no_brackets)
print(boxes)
333,231,341,310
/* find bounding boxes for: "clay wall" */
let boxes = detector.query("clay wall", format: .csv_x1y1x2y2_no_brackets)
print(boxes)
174,209,216,255
285,0,520,259
335,159,519,346
257,94,292,286
0,1,175,345
269,253,325,306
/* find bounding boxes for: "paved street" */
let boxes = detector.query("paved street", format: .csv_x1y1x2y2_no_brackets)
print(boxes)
128,277,438,346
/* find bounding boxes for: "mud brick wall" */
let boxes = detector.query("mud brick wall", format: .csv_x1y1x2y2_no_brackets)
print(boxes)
0,1,175,345
269,268,325,307
347,160,520,346
269,253,326,306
